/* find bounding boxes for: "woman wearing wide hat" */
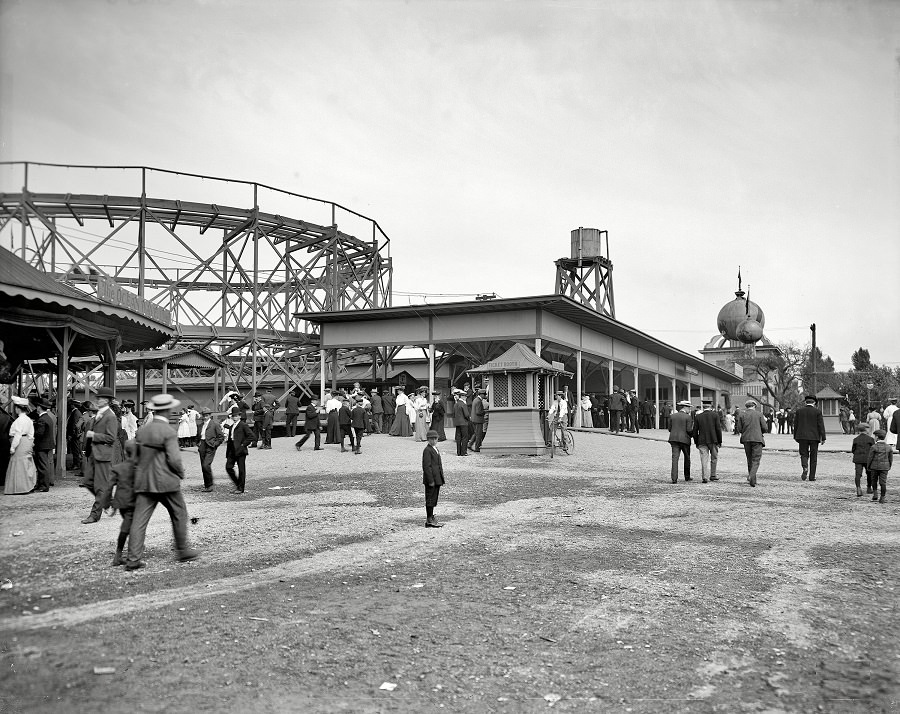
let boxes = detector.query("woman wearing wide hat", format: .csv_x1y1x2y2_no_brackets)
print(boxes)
5,396,37,495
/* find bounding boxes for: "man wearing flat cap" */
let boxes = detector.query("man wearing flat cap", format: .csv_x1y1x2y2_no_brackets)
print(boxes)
668,400,694,483
737,399,768,487
82,387,120,523
197,406,225,491
125,393,199,569
793,394,826,481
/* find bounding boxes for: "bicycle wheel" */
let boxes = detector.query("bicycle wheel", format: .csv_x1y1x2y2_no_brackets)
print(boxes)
563,429,574,453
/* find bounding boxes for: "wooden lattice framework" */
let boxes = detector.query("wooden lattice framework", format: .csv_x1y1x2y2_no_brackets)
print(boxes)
0,162,393,397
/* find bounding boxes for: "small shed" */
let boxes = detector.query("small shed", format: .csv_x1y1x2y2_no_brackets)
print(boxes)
468,342,571,456
816,386,845,434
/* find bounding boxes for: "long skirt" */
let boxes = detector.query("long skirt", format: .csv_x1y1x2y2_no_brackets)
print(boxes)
325,411,341,444
389,410,412,437
5,436,37,495
581,408,592,427
414,410,428,441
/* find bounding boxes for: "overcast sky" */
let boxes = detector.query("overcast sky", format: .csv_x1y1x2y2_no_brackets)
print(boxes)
1,0,898,369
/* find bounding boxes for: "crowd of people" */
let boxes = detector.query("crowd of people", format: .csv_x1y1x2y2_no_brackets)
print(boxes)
2,383,898,569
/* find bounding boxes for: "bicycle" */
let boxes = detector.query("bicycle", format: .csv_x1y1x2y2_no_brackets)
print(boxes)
548,418,574,457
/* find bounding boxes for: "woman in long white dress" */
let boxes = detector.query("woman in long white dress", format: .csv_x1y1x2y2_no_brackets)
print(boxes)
412,387,430,441
177,408,193,448
580,395,593,427
5,397,37,495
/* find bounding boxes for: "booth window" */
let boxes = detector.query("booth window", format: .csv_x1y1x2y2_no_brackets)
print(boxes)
511,373,527,407
493,375,509,408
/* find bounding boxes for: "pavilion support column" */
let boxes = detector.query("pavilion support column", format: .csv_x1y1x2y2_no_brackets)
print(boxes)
671,377,677,405
534,338,541,356
330,349,337,392
162,361,168,394
633,365,639,396
654,373,660,429
428,343,435,396
608,361,615,392
575,350,583,428
104,340,117,396
319,350,326,398
137,363,146,416
372,349,378,382
54,327,73,483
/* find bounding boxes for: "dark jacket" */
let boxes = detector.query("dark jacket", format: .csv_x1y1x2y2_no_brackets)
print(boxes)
382,394,396,416
422,443,445,487
737,408,768,445
338,405,352,427
693,409,722,447
608,392,625,411
867,441,893,472
110,458,136,510
890,410,899,436
470,397,485,424
284,394,300,415
793,405,826,443
350,406,367,429
0,409,11,450
851,434,875,465
198,418,225,449
430,399,445,421
303,404,320,431
370,394,383,415
34,411,57,451
232,420,254,456
668,411,694,445
452,400,470,427
90,407,119,462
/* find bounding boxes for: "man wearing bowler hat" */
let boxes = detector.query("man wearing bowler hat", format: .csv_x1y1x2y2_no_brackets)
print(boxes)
793,394,826,481
668,400,694,483
32,397,57,492
125,393,199,570
196,406,224,492
82,387,120,523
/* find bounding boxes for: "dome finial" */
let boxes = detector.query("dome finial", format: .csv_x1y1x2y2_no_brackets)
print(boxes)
735,266,745,298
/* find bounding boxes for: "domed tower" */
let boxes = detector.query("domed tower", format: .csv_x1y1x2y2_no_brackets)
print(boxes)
700,269,780,409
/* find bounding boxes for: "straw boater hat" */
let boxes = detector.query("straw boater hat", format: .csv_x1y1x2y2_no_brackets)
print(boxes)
677,400,692,408
147,394,181,411
11,395,30,408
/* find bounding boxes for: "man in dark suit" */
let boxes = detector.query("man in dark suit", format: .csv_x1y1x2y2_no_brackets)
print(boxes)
793,394,827,481
295,398,323,450
668,400,694,483
452,390,470,456
196,407,225,492
422,429,445,527
369,388,384,434
468,389,486,452
226,408,254,494
284,389,300,438
124,393,199,570
32,397,56,492
693,398,723,483
381,389,395,435
0,397,11,490
82,387,120,523
608,389,625,434
350,397,367,454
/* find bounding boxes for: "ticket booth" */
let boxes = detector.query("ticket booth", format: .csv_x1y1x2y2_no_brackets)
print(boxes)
468,342,571,456
816,386,845,435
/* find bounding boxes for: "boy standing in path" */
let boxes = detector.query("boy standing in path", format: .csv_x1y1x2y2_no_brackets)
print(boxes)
867,429,893,503
422,429,444,528
851,424,875,497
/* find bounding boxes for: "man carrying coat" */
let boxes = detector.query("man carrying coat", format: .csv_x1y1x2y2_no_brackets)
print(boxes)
82,387,120,524
196,406,225,492
737,399,768,487
125,393,199,570
793,394,827,481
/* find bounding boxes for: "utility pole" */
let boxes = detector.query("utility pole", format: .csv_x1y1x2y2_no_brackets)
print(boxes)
810,323,817,397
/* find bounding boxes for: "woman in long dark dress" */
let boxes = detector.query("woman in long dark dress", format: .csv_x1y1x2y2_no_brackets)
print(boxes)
429,391,446,442
325,390,342,444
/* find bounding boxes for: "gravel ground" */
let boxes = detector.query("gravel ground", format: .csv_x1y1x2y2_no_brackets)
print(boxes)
1,428,898,713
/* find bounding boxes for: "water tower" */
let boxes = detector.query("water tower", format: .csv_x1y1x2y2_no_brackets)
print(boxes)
554,227,615,318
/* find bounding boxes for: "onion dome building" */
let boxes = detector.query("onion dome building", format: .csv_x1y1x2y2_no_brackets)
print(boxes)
700,275,781,409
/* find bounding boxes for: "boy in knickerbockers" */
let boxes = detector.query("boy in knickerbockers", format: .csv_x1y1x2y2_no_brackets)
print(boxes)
422,429,445,528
